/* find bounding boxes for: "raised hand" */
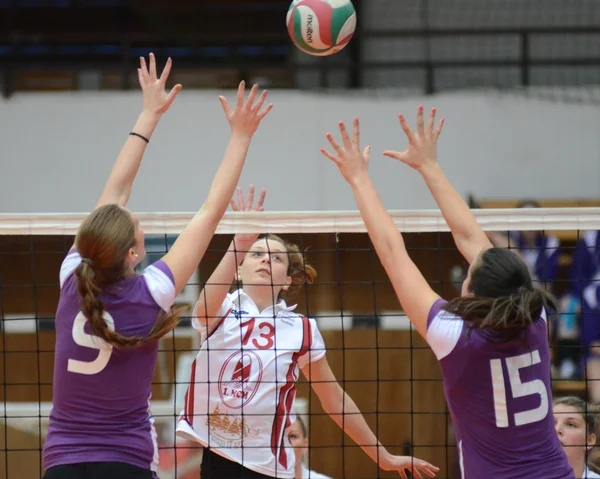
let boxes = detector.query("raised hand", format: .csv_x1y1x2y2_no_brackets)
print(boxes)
231,185,267,247
138,53,182,117
320,118,372,186
383,106,444,172
220,82,273,138
380,454,439,479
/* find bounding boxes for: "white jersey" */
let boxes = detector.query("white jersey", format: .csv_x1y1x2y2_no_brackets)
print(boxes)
583,466,600,479
176,289,326,478
301,464,333,479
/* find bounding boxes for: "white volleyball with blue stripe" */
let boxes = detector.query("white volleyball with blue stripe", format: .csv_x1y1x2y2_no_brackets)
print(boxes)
287,0,357,56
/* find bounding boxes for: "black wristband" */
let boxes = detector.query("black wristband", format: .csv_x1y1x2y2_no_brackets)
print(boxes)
130,132,149,143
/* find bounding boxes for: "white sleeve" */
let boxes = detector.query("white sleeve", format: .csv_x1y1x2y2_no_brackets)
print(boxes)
298,317,327,369
143,263,176,313
426,300,464,360
191,294,233,333
302,466,333,479
427,315,464,360
59,250,82,288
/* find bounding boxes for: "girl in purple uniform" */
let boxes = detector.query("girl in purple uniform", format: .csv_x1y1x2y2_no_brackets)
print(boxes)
42,54,272,479
321,109,575,479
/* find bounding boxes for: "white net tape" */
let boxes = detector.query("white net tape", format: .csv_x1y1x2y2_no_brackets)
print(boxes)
1,207,600,235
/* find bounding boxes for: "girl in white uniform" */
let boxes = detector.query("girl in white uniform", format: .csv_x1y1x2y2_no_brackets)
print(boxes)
554,397,600,479
177,187,439,479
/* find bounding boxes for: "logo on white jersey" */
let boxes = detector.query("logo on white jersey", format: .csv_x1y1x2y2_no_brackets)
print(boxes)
218,350,264,408
206,405,259,449
232,309,249,319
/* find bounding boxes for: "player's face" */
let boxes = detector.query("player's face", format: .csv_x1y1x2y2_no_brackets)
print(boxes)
554,404,595,466
240,238,292,293
287,420,308,461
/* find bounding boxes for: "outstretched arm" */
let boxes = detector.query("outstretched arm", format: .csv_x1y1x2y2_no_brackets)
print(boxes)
96,53,182,209
194,185,266,331
383,108,492,265
321,120,438,338
161,82,273,296
302,357,439,479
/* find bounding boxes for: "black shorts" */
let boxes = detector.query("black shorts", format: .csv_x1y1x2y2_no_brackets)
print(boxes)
43,462,154,479
201,449,274,479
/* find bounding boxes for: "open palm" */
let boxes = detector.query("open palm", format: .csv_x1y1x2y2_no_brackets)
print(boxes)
219,82,273,138
383,106,444,172
231,185,267,247
138,53,182,117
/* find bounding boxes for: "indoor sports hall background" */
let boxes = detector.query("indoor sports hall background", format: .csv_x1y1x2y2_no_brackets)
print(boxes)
0,1,599,478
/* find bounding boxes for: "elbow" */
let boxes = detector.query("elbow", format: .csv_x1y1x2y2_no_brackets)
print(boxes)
375,235,397,262
317,385,344,416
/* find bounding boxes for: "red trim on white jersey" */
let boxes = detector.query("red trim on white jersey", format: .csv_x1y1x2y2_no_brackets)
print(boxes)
181,308,232,427
270,316,312,469
183,359,197,425
206,307,232,340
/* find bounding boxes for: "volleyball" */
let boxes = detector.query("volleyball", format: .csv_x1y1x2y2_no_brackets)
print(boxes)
286,0,357,56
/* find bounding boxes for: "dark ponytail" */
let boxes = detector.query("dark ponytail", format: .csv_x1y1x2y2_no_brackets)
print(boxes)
75,204,187,349
443,247,558,330
443,286,556,330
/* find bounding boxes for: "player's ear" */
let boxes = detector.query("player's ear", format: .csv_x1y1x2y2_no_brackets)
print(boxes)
587,433,597,449
282,276,292,291
126,248,139,266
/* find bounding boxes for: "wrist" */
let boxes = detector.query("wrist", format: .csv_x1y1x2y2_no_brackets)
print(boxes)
417,161,442,178
230,131,253,145
374,446,391,464
232,236,256,248
350,171,372,190
139,110,161,124
133,111,160,139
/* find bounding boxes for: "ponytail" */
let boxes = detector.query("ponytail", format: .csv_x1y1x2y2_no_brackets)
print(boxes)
75,261,186,348
443,286,557,330
74,204,188,349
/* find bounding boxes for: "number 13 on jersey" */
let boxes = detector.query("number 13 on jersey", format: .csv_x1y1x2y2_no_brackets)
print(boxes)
240,318,275,350
490,350,549,428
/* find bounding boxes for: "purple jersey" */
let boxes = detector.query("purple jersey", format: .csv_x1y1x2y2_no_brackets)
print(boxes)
427,299,574,479
43,249,176,472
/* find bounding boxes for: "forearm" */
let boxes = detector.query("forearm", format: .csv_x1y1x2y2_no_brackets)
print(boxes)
97,111,160,207
419,164,478,239
196,239,250,322
419,163,491,262
323,388,387,465
202,134,252,216
163,134,252,294
351,174,409,264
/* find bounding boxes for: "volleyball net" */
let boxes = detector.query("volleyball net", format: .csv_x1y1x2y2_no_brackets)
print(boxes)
0,207,599,479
